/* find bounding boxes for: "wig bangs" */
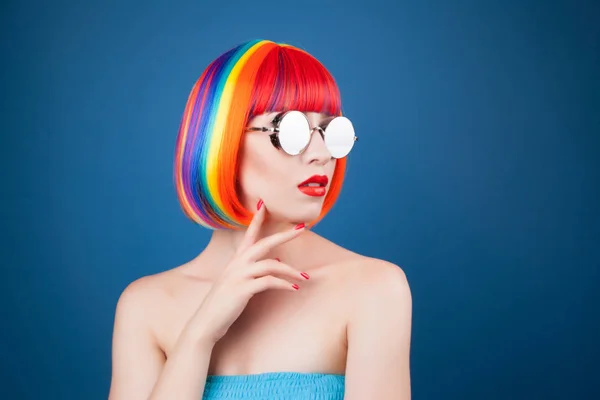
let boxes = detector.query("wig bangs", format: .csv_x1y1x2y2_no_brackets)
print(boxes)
249,46,343,117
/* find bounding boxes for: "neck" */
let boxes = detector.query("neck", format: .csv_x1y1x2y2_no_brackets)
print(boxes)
201,220,315,269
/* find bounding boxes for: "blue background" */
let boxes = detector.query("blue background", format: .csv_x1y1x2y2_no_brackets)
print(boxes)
1,0,598,399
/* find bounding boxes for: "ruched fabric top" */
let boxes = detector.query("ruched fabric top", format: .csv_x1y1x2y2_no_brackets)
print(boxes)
202,372,345,399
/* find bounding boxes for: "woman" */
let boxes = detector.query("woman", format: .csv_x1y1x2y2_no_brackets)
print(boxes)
108,39,412,400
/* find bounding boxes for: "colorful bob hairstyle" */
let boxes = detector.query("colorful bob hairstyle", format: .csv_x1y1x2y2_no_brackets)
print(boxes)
173,39,347,230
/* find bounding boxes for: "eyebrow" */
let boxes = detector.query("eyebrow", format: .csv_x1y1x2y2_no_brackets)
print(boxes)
268,112,336,127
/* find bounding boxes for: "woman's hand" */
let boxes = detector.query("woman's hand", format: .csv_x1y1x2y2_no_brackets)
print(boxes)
189,200,309,345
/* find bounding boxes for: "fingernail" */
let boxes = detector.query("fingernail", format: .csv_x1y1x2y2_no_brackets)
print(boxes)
256,199,263,210
292,284,300,290
294,223,305,230
301,272,310,280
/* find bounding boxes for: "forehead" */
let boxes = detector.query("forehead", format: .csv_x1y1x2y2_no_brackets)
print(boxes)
248,111,335,126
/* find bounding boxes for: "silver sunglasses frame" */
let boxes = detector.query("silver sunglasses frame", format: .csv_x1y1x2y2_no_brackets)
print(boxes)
245,111,358,157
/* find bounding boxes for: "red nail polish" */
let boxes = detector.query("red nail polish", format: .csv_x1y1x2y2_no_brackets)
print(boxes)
292,284,300,290
301,272,310,280
294,223,305,230
256,199,263,210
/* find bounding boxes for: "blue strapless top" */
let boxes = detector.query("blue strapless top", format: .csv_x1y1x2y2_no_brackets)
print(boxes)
202,372,345,399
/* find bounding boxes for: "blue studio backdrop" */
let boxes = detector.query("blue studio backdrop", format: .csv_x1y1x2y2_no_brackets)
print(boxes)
1,0,598,399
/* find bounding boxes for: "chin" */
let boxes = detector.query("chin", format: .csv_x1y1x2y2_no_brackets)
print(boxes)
268,200,324,224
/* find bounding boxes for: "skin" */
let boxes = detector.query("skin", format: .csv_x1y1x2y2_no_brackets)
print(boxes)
108,112,412,399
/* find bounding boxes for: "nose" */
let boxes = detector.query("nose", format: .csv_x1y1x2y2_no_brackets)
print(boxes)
301,127,332,166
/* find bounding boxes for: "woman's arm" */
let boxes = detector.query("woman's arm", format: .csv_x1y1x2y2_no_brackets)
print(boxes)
108,204,309,399
344,260,413,400
147,324,214,400
108,279,215,400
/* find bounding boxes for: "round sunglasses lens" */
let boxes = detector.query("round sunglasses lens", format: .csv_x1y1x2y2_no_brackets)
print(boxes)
277,111,311,155
324,117,356,158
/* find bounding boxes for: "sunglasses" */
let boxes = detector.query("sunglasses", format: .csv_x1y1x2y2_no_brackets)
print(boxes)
245,111,358,159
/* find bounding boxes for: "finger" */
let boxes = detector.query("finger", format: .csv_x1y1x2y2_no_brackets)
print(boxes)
238,199,267,252
246,275,300,295
244,259,309,282
243,224,306,262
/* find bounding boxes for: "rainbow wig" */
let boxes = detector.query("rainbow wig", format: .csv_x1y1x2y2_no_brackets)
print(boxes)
173,39,346,230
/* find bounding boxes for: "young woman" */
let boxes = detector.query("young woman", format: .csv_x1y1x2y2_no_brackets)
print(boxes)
108,39,412,400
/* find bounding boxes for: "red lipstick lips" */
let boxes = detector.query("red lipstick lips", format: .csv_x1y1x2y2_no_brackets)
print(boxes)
297,175,328,197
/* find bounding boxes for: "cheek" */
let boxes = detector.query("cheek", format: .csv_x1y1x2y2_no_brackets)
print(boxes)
238,142,287,198
240,154,269,183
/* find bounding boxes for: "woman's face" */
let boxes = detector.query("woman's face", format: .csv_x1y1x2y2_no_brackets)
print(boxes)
238,111,336,225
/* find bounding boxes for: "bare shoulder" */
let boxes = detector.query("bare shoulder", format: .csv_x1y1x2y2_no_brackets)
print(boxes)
114,268,186,324
312,233,411,300
334,254,413,357
109,270,191,400
341,254,411,302
117,272,163,306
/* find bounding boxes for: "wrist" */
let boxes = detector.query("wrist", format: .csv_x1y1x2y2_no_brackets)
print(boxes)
181,320,217,351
